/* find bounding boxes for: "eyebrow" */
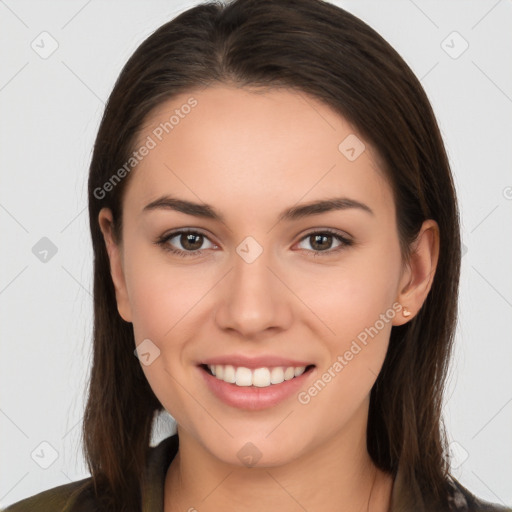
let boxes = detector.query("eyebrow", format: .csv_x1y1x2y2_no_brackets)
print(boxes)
142,195,374,222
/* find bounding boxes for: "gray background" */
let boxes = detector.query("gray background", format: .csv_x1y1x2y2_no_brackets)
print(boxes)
1,0,511,508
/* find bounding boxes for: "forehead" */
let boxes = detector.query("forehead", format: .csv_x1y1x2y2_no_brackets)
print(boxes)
125,85,393,222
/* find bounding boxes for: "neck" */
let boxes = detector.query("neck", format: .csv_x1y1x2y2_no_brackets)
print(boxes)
164,405,394,512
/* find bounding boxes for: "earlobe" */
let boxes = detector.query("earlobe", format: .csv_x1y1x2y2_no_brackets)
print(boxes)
98,208,133,323
393,219,440,326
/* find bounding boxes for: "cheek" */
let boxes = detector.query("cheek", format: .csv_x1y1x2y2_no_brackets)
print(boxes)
295,271,397,436
289,243,400,416
124,249,209,426
124,246,209,341
290,244,401,343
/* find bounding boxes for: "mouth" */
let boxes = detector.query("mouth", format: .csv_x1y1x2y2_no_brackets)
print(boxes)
199,363,316,388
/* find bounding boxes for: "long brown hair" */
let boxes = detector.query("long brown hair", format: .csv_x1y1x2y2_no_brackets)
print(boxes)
78,0,461,510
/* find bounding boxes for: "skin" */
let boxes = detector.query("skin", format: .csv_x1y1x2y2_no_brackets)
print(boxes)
99,85,439,512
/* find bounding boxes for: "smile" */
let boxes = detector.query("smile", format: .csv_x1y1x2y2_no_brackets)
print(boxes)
205,364,311,387
198,362,316,410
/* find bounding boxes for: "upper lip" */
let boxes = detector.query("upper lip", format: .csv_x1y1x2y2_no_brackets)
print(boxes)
200,354,314,369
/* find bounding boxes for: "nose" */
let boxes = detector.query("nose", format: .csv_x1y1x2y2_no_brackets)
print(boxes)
214,243,293,339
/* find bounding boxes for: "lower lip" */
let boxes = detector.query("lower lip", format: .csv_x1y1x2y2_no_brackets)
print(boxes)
199,365,315,410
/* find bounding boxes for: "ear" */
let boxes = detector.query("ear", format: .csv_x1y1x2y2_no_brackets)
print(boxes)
98,208,133,323
393,219,440,326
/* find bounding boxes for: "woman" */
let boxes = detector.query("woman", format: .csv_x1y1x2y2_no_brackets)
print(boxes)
3,0,510,511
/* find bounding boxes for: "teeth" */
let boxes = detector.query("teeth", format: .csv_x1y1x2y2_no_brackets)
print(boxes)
253,368,271,387
235,367,253,386
206,364,307,387
284,367,295,380
223,364,236,383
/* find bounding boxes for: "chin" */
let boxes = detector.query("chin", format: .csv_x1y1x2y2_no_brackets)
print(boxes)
196,430,308,469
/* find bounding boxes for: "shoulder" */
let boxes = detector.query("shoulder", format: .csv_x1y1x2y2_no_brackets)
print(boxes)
447,474,512,512
1,477,98,512
1,435,179,512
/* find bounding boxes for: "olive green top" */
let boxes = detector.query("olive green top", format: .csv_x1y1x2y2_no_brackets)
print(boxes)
2,434,510,512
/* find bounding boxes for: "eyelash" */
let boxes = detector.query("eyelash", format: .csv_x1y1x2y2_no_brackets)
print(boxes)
155,228,354,258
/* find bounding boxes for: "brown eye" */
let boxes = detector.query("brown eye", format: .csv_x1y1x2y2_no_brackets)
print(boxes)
179,232,204,251
156,230,216,257
296,230,353,256
309,233,335,251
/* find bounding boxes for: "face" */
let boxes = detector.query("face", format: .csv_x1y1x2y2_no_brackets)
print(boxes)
99,85,437,468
